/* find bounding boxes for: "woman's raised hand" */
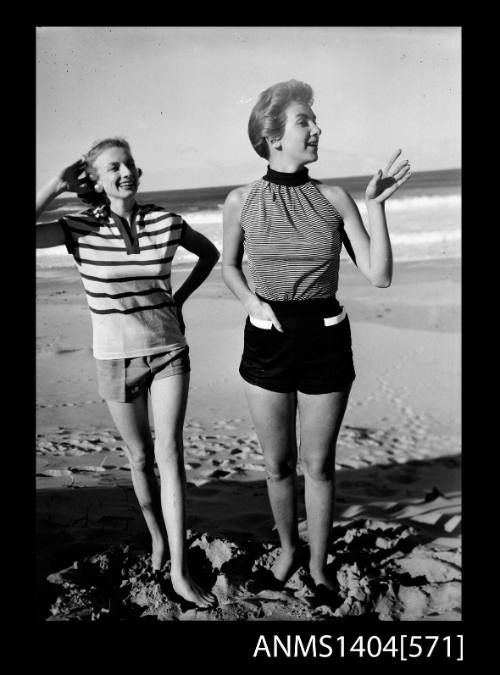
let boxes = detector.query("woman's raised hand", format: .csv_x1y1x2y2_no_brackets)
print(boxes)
365,149,411,203
57,157,93,194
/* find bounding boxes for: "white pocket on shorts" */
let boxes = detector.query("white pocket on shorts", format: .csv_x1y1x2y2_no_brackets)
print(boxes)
249,316,273,330
323,309,346,326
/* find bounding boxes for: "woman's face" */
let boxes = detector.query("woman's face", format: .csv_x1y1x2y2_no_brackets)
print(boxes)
277,101,322,165
92,146,139,199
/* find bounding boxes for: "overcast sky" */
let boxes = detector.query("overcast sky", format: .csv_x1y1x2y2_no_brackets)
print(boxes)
36,26,461,191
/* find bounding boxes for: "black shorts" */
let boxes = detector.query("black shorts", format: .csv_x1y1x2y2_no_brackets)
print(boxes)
239,296,355,395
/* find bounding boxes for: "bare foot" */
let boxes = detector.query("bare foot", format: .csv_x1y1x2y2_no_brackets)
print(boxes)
170,570,217,608
309,565,335,591
272,546,302,583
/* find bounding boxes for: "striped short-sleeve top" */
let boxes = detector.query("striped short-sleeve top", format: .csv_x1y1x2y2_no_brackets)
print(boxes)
240,166,344,301
59,202,187,360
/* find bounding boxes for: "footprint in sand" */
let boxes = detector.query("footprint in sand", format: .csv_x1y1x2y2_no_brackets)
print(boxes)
240,463,266,472
55,348,84,355
188,448,216,459
69,466,107,474
230,466,247,474
336,458,367,470
36,469,73,477
208,469,232,479
213,421,239,431
187,478,210,487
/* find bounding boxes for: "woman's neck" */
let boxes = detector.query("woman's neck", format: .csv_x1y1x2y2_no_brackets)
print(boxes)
268,159,308,173
264,164,310,187
108,196,136,220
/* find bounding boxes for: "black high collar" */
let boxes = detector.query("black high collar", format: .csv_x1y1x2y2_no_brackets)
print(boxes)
263,165,311,187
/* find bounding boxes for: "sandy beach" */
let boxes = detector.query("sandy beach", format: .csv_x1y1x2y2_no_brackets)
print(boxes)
36,257,461,622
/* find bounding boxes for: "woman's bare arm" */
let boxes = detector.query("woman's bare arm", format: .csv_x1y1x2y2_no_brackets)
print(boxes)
319,149,411,287
36,158,90,249
222,187,283,332
173,223,220,307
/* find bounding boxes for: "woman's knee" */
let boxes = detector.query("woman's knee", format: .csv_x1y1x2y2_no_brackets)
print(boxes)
154,435,183,468
265,456,297,481
127,448,154,473
301,455,335,482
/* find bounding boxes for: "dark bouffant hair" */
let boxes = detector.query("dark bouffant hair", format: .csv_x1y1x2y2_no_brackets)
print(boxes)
248,80,314,159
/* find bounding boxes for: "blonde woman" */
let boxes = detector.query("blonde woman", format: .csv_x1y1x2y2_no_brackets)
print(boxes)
37,138,219,608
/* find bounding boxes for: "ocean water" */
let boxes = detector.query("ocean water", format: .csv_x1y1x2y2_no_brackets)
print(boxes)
37,168,461,268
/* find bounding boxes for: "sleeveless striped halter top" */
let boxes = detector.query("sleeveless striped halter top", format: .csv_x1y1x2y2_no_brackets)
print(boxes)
240,166,344,301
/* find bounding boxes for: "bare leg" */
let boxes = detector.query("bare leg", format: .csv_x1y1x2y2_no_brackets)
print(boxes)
105,395,166,570
150,373,215,607
244,382,300,582
297,386,351,589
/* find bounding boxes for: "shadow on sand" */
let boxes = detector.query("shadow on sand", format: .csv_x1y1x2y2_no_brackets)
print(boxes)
36,453,461,622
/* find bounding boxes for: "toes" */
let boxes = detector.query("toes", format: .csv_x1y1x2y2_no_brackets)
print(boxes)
201,591,217,607
172,582,217,609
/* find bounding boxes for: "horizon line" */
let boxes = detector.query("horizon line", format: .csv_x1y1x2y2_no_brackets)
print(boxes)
50,166,461,203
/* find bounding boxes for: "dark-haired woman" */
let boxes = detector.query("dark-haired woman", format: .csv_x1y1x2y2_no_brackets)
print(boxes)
222,80,410,593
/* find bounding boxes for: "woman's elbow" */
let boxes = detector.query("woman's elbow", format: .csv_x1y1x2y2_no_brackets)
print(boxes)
371,277,392,288
203,245,220,267
221,261,238,284
370,265,392,288
368,269,392,287
211,247,221,265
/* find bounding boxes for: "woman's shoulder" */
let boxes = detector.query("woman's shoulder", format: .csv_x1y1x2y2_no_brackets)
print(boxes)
138,202,180,216
62,206,107,225
226,181,258,202
313,182,353,216
137,203,185,225
314,181,349,202
224,182,258,212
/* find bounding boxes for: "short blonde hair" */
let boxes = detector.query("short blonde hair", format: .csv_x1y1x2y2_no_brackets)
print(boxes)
85,137,132,179
78,137,132,209
248,80,314,159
